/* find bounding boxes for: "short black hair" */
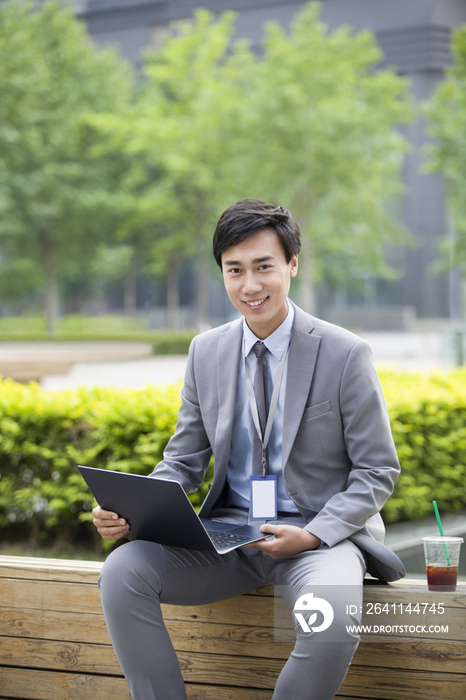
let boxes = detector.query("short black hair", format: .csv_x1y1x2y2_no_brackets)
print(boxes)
213,199,302,268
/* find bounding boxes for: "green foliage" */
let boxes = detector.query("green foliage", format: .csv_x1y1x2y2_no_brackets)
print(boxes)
87,9,251,325
224,2,413,306
424,24,466,268
1,368,466,551
88,2,412,321
379,367,466,523
0,316,197,347
0,1,414,326
0,379,182,547
151,331,197,355
0,0,133,334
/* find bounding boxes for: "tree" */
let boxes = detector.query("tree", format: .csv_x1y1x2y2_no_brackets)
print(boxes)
0,1,133,335
425,25,466,269
229,3,412,312
86,2,413,324
88,9,254,328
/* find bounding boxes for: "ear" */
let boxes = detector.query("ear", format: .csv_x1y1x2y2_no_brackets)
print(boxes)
290,255,298,277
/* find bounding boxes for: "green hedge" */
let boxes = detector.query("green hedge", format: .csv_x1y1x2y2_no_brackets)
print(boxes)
0,380,186,548
378,367,466,523
0,367,465,549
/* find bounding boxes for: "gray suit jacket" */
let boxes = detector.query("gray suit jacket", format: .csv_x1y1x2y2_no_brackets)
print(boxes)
152,303,405,581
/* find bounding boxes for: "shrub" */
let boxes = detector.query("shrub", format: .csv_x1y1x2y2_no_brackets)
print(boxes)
379,367,466,522
0,379,183,547
0,366,465,550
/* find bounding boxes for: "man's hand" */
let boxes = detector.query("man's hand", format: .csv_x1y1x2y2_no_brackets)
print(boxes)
92,504,129,541
242,523,321,559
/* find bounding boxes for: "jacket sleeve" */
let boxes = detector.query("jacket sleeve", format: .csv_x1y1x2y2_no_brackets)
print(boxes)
150,336,213,494
304,339,400,547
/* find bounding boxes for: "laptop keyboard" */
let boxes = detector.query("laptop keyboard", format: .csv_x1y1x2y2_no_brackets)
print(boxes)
208,531,251,549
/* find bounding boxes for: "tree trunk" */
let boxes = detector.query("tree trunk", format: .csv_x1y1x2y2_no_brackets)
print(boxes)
44,241,59,339
166,268,180,330
124,272,137,315
196,249,210,329
298,244,316,314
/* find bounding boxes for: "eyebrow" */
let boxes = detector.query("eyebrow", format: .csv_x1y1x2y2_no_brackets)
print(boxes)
223,255,274,267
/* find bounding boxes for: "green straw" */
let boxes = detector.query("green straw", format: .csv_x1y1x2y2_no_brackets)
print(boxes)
433,500,451,566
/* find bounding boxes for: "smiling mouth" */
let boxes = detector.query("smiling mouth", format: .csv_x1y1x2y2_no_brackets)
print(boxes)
244,297,268,308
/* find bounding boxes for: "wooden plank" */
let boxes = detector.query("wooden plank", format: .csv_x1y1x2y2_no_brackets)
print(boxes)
0,636,123,676
340,665,466,700
0,641,284,691
352,639,466,674
1,554,464,608
168,619,292,660
0,578,101,615
185,686,271,700
0,577,280,627
363,583,466,610
176,650,284,690
0,612,294,662
0,607,111,646
164,594,277,627
4,575,464,644
2,554,466,700
2,596,465,664
184,652,466,695
335,697,381,700
0,597,288,659
6,554,464,603
276,616,466,644
0,556,102,584
0,667,132,700
0,675,273,700
3,615,466,677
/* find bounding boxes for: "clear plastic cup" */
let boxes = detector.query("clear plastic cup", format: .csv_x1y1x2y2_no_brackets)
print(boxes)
421,536,463,591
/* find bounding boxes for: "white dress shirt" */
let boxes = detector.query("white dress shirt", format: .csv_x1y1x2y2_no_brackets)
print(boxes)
226,300,299,513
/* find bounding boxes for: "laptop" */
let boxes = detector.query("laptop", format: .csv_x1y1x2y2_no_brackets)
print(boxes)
78,465,268,554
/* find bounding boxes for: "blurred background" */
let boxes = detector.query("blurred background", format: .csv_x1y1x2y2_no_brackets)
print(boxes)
0,0,465,348
0,0,466,575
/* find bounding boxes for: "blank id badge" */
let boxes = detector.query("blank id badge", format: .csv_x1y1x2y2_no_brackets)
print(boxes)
249,475,277,520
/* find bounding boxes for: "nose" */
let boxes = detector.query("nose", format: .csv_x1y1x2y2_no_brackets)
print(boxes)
242,270,262,295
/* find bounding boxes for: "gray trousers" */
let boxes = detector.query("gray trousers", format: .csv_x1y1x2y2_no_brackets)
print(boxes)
99,522,365,700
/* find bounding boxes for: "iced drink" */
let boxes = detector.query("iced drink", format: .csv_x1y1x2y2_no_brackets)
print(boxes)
421,536,463,592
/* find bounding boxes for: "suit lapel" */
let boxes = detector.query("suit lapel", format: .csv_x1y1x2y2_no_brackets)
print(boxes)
200,319,242,516
214,318,243,474
282,304,321,468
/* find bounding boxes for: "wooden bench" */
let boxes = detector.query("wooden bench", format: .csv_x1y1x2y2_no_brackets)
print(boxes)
0,555,465,700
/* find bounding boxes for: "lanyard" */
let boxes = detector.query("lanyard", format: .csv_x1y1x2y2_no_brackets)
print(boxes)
245,343,290,477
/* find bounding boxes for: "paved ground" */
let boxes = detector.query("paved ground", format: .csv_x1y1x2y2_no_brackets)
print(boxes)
41,354,188,390
0,341,153,383
0,329,459,390
37,330,458,390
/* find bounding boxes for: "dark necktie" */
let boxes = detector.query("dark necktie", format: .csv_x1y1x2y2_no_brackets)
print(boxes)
252,341,269,475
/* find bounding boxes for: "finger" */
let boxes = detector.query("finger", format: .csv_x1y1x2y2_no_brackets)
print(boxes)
94,520,130,541
93,507,129,534
260,523,282,535
93,512,127,527
241,532,275,549
99,528,127,542
92,505,120,520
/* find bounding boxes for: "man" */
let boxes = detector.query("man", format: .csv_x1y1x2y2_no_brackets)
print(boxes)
94,199,403,700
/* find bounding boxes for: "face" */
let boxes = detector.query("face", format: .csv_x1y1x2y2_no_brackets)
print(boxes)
221,228,298,339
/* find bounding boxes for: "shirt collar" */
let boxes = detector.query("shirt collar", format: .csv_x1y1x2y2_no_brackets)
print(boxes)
243,300,294,361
